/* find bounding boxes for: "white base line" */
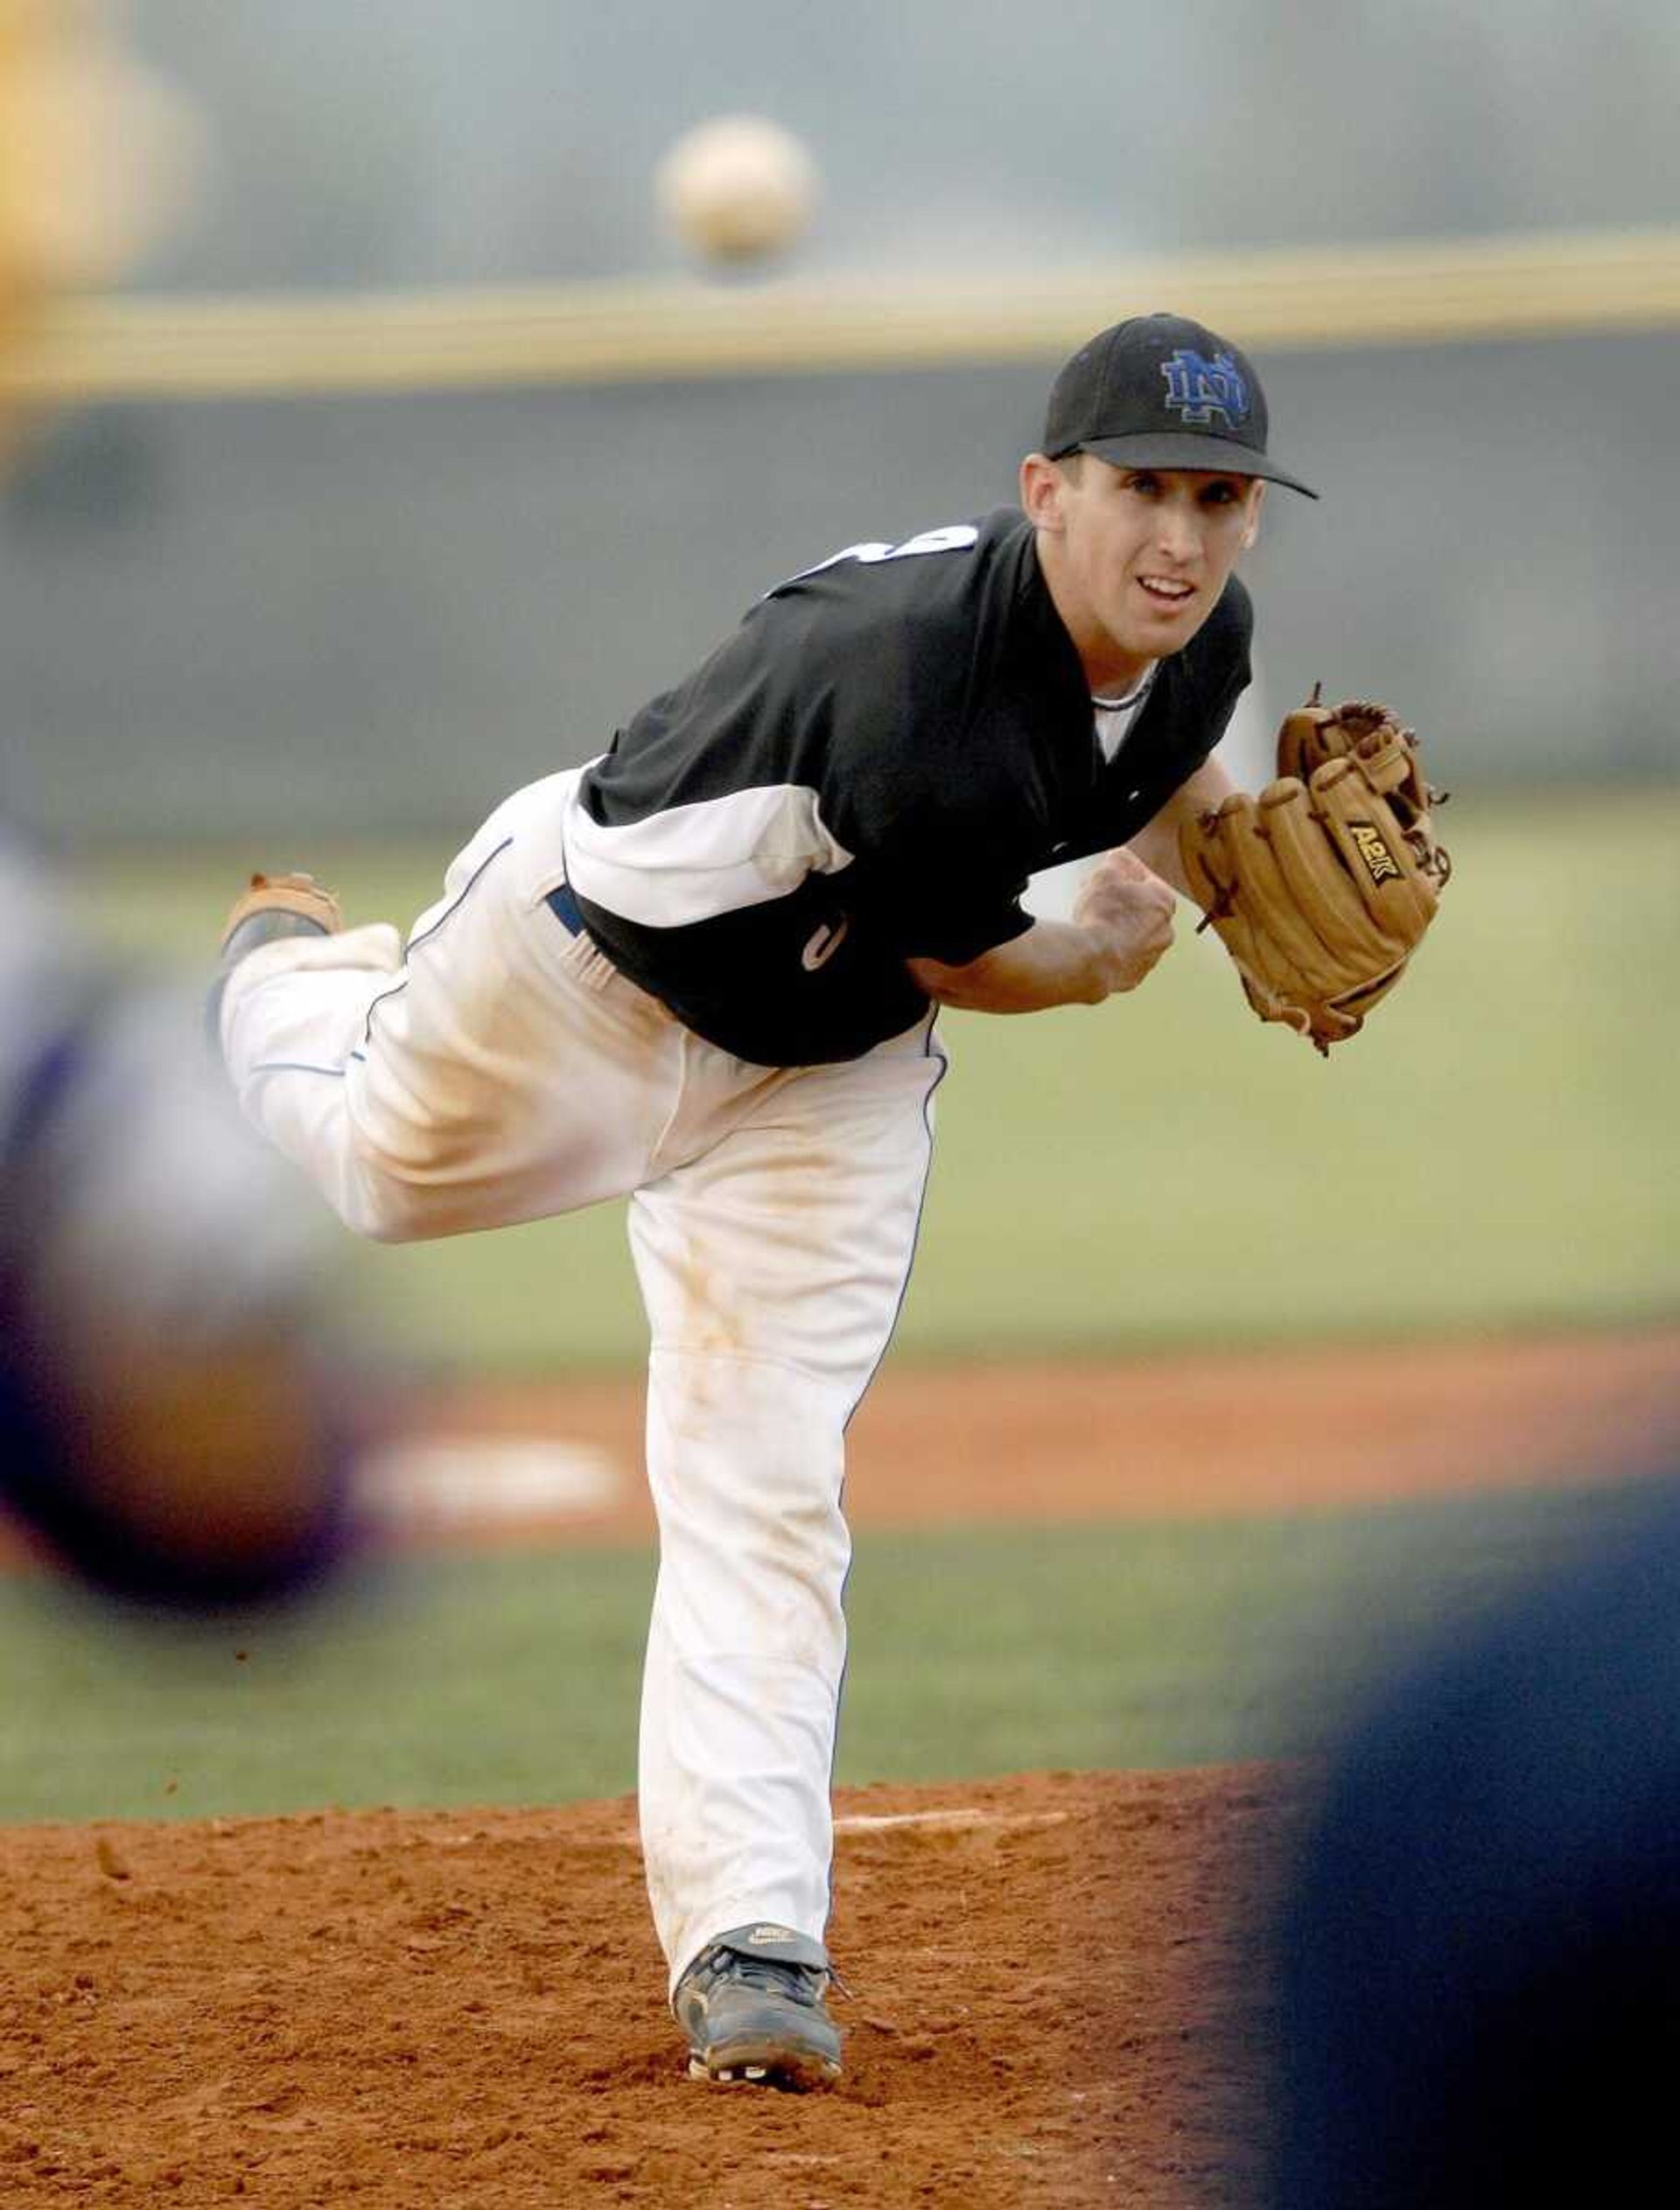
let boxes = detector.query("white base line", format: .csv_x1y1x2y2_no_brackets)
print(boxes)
834,1808,1072,1835
353,1435,620,1530
577,1806,1078,1852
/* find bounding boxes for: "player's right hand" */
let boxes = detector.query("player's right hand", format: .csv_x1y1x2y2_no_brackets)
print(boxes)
1072,848,1177,993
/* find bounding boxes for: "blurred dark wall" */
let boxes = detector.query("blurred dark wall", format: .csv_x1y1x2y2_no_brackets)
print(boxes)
4,333,1673,840
4,2,1676,839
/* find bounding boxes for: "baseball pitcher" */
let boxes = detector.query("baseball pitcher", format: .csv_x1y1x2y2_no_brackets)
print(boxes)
215,312,1447,2086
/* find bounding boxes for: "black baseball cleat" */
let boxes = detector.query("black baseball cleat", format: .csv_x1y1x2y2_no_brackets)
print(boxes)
674,1924,844,2090
208,872,343,1047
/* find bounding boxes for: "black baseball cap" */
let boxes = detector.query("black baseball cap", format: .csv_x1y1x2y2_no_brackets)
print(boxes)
1042,313,1318,498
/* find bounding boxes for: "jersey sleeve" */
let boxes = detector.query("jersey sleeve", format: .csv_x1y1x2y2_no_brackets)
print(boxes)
843,663,1071,967
874,841,1036,968
840,727,1049,968
772,511,1091,969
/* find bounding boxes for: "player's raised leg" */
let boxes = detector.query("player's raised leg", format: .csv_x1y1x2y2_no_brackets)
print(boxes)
629,1011,948,2084
216,771,676,1243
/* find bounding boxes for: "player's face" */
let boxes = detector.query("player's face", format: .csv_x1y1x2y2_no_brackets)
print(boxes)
1024,456,1264,689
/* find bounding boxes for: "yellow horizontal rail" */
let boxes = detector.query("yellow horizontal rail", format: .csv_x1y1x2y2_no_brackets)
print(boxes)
4,225,1676,402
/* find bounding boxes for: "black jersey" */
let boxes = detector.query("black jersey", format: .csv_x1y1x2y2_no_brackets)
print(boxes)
567,507,1251,1067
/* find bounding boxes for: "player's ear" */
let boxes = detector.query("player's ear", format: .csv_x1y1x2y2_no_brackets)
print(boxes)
1019,451,1067,531
1240,480,1266,551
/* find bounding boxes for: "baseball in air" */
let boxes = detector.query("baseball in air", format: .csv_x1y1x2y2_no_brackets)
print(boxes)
655,115,816,263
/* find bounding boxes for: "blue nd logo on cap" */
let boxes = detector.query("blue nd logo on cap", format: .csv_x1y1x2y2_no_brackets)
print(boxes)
1159,347,1250,431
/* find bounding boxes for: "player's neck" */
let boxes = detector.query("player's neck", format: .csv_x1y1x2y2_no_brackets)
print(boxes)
1066,626,1155,697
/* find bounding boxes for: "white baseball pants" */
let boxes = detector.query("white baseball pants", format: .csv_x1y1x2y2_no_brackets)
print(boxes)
219,771,948,1990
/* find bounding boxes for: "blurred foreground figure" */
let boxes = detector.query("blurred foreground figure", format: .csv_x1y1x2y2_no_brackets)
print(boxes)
0,0,201,437
0,1,359,1606
0,843,360,1605
1270,1479,1680,2208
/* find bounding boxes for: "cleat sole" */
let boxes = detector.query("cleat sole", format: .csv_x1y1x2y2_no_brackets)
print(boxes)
687,2042,841,2091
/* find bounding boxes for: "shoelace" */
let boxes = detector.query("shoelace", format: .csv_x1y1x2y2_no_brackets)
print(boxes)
716,1953,823,2002
709,1950,853,2003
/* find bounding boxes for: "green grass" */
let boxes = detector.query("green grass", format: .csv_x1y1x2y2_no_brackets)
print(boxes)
18,794,1668,1831
66,786,1680,1370
0,1479,1641,1825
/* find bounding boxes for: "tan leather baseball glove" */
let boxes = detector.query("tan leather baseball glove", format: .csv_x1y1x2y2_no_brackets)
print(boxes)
1180,693,1451,1053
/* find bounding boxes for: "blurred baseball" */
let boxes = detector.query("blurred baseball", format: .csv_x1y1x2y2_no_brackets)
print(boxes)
655,115,816,263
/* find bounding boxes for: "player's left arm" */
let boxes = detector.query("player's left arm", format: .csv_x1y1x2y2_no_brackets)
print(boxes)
1124,759,1237,899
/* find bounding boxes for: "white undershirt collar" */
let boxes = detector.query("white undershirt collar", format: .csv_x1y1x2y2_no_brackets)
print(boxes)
1090,664,1158,764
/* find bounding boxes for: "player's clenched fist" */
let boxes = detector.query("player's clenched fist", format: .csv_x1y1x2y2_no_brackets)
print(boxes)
1073,848,1177,992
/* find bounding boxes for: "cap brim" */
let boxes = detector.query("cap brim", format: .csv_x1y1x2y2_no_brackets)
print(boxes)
1072,431,1319,499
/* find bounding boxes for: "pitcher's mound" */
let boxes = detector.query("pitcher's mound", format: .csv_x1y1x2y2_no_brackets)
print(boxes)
0,1766,1300,2207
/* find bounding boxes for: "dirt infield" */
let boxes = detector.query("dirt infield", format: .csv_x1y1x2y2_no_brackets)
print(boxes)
1,1327,1676,2206
0,1767,1296,2209
382,1325,1680,1546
